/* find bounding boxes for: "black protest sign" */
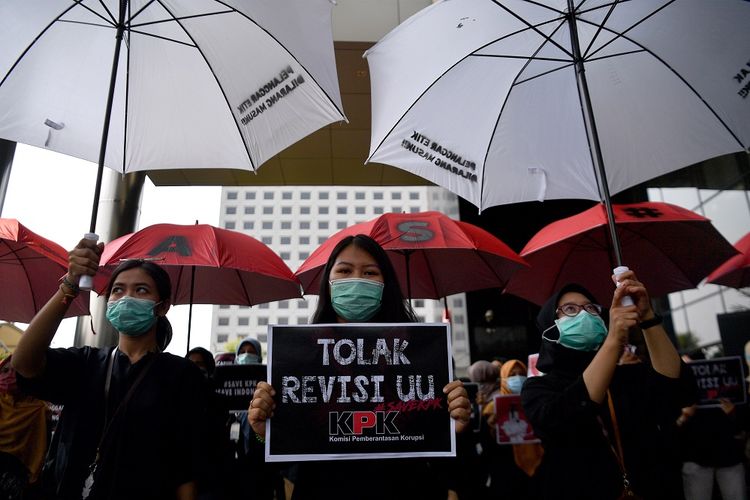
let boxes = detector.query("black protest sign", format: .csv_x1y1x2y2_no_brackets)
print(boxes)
688,356,747,407
213,364,266,412
266,323,455,462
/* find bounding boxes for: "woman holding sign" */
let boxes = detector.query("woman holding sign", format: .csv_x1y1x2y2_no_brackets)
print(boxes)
249,234,471,500
12,239,216,500
521,271,696,500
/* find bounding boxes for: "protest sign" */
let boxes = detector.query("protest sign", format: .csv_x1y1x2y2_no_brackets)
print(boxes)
527,353,542,377
687,356,747,407
494,394,539,445
266,323,455,461
213,364,266,412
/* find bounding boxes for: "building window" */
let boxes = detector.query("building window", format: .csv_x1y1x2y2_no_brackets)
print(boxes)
337,192,347,200
258,317,269,326
355,192,365,200
243,221,254,230
300,206,311,215
227,191,238,200
278,317,289,325
261,236,272,244
219,304,230,309
318,192,329,200
239,305,249,309
337,207,347,215
452,298,464,307
278,300,289,309
392,206,402,213
417,315,426,322
410,206,420,213
257,333,268,343
374,207,384,214
224,222,235,229
391,192,402,200
300,191,311,200
262,221,273,230
244,206,255,215
318,207,329,215
263,206,274,215
297,316,308,325
236,334,247,340
245,192,256,200
259,302,269,309
218,317,229,326
282,191,292,200
337,221,347,229
280,252,291,260
454,315,465,324
281,236,291,245
238,317,249,326
281,222,292,230
299,251,309,260
409,192,419,200
281,206,292,215
299,236,310,245
297,300,308,309
217,334,228,343
225,206,237,215
355,206,366,214
414,300,424,308
318,236,327,244
300,221,310,230
263,192,274,200
374,192,383,200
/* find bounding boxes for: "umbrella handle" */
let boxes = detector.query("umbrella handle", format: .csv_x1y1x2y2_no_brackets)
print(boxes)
613,266,635,306
78,233,99,291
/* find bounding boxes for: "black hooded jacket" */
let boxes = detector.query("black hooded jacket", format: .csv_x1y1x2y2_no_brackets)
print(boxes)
521,284,696,500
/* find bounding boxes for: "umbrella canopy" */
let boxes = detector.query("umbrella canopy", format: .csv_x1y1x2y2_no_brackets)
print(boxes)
706,232,750,289
0,218,89,322
503,202,739,306
93,223,302,306
295,211,527,300
0,0,345,232
365,0,750,264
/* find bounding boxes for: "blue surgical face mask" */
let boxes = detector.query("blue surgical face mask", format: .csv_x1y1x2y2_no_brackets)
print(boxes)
237,353,261,365
329,278,384,322
543,311,608,351
506,375,527,394
106,296,159,336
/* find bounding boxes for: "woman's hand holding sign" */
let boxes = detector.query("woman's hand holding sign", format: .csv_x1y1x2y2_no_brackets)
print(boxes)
249,381,275,439
444,380,471,433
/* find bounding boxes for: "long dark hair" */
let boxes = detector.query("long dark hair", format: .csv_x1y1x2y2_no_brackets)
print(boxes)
311,234,417,324
106,260,173,351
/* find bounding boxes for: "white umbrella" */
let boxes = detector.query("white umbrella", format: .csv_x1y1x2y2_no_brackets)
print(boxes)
365,0,750,264
0,0,345,233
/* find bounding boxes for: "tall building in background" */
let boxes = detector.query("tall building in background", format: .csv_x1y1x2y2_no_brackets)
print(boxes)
212,186,472,376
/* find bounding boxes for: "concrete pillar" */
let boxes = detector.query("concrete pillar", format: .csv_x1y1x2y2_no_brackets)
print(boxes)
74,169,146,348
0,139,16,214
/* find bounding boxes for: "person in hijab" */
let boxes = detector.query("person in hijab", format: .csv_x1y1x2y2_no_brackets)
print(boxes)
467,359,500,406
521,269,696,500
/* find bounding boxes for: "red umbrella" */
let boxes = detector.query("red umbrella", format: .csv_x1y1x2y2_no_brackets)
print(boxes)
0,218,89,322
295,211,527,300
503,202,739,307
93,223,302,346
706,232,750,288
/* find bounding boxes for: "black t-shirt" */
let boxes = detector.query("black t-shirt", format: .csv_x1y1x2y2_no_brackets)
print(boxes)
18,346,214,500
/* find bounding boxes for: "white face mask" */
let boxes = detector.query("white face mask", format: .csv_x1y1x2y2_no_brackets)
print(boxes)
237,353,261,365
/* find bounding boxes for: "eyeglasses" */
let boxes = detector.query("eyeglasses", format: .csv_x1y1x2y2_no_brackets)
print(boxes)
556,302,602,317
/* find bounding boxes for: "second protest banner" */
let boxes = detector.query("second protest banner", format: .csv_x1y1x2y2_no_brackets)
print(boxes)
266,323,454,461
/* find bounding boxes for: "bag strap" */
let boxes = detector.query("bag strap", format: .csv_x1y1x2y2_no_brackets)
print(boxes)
602,390,635,495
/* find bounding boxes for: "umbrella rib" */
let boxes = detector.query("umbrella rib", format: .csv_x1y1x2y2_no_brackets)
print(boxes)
128,0,157,25
127,29,198,48
0,2,90,88
153,0,257,170
491,1,574,59
122,6,132,174
236,268,255,307
211,0,347,122
57,19,115,29
577,17,747,150
130,10,235,29
366,15,565,164
580,0,620,59
6,243,38,315
95,0,118,25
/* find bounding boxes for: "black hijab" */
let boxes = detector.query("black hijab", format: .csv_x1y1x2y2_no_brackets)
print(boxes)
536,283,609,375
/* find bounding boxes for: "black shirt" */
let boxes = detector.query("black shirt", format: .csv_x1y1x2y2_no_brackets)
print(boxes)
18,346,214,500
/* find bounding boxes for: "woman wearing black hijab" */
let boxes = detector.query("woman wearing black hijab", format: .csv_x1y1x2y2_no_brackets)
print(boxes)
521,269,696,500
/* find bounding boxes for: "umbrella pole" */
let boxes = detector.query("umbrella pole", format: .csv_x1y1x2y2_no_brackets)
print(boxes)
404,251,412,303
566,1,624,267
89,0,128,234
187,264,196,351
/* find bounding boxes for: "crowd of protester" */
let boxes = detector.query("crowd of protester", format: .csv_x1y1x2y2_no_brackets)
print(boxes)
0,235,748,499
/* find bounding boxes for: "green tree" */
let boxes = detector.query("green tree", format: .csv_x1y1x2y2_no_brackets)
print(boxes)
676,331,700,352
224,339,239,355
